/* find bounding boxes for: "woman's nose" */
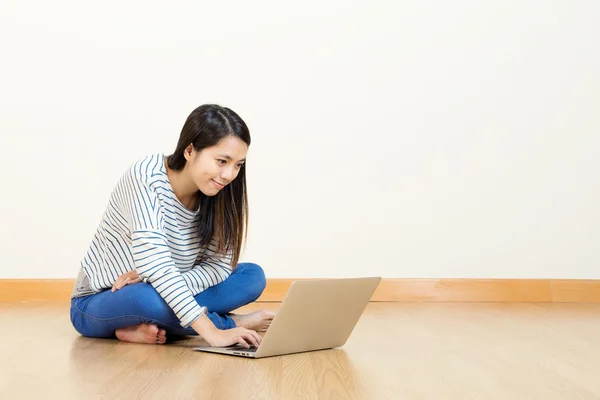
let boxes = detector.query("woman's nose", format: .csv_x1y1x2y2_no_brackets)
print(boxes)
221,166,236,181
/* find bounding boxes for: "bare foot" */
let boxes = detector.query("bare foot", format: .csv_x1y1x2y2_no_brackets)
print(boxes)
115,323,167,344
230,310,276,332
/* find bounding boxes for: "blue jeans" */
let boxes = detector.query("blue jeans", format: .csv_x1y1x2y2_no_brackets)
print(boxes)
70,262,266,338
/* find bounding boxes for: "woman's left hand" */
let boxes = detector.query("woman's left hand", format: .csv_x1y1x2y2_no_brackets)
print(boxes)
111,270,142,292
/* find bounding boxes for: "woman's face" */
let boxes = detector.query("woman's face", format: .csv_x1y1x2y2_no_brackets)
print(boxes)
185,135,248,196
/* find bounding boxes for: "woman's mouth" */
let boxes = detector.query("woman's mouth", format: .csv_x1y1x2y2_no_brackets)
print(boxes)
212,180,225,188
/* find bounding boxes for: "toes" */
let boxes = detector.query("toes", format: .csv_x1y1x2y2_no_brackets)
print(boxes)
157,328,167,344
147,324,159,335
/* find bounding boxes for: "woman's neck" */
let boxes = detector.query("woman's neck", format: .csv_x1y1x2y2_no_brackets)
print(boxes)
164,158,199,210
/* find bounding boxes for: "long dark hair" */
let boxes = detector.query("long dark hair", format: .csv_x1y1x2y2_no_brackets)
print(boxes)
166,104,251,268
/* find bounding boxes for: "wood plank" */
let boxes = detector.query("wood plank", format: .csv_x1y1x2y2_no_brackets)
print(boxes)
551,280,600,302
369,278,552,302
0,278,599,303
0,279,75,303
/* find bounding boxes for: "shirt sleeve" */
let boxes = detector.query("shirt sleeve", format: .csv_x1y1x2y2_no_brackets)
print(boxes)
124,172,206,328
181,238,233,296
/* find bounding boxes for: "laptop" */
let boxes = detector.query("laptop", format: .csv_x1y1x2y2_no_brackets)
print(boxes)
193,277,381,358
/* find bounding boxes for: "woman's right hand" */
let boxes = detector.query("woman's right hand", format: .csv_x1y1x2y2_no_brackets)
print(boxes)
205,327,262,348
190,313,262,348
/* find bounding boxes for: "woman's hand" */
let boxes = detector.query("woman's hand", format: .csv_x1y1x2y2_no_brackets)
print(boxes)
111,270,142,292
190,314,262,348
205,327,263,348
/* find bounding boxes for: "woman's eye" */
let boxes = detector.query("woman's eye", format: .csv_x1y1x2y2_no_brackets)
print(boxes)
218,160,226,165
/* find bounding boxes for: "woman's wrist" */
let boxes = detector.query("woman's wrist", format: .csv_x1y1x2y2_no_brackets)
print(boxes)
191,313,220,342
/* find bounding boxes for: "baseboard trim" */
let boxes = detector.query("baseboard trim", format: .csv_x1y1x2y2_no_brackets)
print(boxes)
0,278,599,303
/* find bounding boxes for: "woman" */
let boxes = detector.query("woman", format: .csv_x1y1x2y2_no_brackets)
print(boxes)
70,104,274,347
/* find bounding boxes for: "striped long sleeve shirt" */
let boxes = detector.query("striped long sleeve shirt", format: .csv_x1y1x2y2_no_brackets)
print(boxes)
73,153,233,327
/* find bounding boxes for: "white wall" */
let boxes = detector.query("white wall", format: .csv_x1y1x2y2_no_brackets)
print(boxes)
0,1,598,279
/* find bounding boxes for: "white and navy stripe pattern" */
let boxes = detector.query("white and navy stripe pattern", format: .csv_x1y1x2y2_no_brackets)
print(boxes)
80,153,233,327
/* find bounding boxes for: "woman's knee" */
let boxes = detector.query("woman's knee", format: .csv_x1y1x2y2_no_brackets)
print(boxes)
236,262,267,298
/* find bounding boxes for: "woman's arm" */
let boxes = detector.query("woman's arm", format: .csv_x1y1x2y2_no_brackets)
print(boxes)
180,242,233,296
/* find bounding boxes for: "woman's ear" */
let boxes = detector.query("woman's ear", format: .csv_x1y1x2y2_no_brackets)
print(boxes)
183,143,195,161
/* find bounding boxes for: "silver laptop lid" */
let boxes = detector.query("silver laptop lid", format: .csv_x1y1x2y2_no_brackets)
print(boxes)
254,277,381,358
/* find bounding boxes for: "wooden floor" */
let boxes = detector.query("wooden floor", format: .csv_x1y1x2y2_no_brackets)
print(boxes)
1,302,599,399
